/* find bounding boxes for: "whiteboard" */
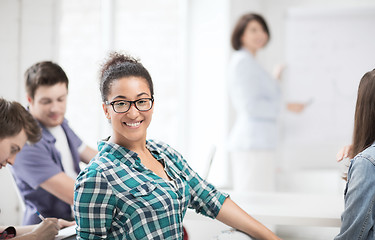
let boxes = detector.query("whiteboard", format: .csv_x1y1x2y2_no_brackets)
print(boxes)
283,6,375,149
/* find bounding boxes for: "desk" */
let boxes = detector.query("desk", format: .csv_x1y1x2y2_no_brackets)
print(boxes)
186,191,344,228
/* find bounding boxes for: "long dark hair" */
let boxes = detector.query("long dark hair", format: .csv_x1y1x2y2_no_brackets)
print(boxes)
351,69,375,158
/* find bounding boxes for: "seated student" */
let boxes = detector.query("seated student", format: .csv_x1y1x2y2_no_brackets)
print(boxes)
335,69,375,239
0,97,73,240
73,52,281,240
10,61,97,225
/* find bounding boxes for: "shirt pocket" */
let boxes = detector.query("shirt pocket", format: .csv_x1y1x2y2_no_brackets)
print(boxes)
128,181,171,213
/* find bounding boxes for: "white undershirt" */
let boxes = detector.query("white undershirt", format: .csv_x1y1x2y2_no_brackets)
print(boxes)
48,125,80,180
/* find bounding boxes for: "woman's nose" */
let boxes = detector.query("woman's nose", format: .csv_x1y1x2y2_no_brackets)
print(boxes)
126,104,139,118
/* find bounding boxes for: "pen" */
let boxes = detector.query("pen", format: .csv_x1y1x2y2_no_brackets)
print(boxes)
36,211,45,221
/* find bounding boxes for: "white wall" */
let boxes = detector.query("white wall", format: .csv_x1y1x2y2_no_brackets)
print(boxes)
0,0,57,102
0,0,58,225
262,0,375,193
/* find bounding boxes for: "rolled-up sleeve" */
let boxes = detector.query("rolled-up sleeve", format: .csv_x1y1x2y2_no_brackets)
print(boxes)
172,153,228,218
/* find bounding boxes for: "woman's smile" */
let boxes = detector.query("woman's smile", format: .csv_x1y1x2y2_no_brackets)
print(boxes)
124,121,142,128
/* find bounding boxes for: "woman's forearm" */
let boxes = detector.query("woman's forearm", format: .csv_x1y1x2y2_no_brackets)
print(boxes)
216,198,281,240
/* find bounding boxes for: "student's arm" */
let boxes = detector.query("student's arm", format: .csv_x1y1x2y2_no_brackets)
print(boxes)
12,219,74,238
79,146,97,164
216,198,281,240
40,172,75,205
12,218,59,240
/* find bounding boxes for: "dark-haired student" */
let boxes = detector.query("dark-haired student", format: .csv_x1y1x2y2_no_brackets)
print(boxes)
0,97,73,240
73,52,282,240
335,69,375,239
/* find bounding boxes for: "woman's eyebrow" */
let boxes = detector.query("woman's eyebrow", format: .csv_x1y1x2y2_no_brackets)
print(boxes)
111,92,150,101
112,95,127,100
137,92,150,97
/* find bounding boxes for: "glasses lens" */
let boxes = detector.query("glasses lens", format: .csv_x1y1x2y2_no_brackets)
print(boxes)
113,101,130,113
136,99,152,111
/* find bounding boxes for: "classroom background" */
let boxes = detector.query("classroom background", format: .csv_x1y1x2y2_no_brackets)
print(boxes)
1,0,375,239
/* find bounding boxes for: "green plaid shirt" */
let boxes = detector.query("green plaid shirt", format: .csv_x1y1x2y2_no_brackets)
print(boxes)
74,139,228,239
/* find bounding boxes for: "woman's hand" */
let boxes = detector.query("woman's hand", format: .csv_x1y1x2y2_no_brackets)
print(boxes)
336,145,352,162
286,103,305,113
273,64,285,80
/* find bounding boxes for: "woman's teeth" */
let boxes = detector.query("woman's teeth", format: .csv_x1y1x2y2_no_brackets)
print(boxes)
126,122,140,127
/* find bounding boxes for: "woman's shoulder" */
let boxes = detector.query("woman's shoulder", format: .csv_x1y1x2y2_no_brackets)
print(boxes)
354,143,375,166
80,152,118,177
231,49,254,62
147,139,184,162
147,139,178,155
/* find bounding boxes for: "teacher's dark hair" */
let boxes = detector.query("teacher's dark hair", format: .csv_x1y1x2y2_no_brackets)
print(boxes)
0,98,41,143
99,52,154,102
351,69,375,158
231,13,270,50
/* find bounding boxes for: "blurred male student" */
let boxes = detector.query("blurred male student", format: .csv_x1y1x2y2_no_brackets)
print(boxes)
11,61,97,224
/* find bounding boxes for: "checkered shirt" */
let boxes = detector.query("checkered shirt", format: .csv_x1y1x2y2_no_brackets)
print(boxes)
74,139,228,239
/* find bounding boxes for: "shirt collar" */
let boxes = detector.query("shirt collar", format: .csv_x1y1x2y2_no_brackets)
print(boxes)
38,118,68,143
97,139,162,168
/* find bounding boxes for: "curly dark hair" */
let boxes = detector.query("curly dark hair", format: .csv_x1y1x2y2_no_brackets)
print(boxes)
99,52,154,102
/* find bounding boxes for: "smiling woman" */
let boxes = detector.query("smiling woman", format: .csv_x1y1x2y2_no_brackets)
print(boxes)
73,52,281,240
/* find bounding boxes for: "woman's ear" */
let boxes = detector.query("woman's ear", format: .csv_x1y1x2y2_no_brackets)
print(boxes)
102,103,111,119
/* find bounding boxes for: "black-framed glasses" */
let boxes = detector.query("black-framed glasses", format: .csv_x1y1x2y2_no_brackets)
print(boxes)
105,98,154,113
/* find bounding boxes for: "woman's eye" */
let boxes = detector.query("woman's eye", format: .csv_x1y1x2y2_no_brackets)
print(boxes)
115,101,127,107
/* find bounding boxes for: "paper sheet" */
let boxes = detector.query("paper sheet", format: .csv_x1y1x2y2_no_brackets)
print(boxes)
55,225,76,240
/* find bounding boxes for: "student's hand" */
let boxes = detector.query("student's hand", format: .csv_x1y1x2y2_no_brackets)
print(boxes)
31,218,59,240
58,219,75,229
336,145,352,162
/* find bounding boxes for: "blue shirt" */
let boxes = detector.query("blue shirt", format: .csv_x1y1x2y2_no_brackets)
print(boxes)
335,142,375,239
74,139,228,240
227,48,281,150
11,119,82,225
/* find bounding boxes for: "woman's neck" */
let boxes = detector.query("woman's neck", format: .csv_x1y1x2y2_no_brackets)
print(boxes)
108,135,147,153
242,46,257,56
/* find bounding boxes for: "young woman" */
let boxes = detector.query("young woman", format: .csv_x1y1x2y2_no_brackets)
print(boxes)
227,13,304,191
335,69,375,239
73,52,281,240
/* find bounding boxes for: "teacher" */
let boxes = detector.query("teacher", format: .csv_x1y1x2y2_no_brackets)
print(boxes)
227,13,303,192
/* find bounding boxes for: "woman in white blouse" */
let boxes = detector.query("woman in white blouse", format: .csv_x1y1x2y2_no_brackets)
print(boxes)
228,13,304,192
